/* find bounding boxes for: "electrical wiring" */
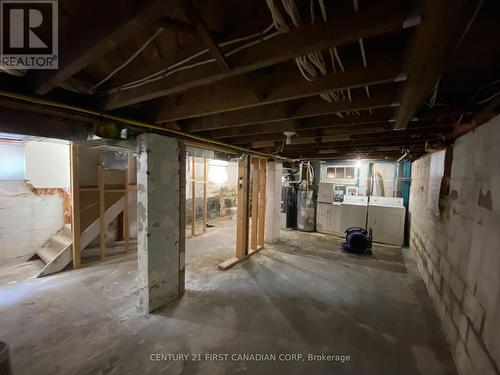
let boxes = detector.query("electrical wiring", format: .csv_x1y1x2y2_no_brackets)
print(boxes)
427,77,441,107
89,27,164,94
470,79,500,104
99,23,279,96
266,0,348,108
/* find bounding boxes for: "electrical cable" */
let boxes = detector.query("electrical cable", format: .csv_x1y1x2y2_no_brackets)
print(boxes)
89,27,164,94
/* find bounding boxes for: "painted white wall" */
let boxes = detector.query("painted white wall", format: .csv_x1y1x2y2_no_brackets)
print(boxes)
409,114,500,375
25,141,70,188
0,182,64,262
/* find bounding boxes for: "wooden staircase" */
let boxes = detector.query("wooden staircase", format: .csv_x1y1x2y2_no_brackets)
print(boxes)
32,194,134,277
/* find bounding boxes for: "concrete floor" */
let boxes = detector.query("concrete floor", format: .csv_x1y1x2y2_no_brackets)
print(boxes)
0,217,457,375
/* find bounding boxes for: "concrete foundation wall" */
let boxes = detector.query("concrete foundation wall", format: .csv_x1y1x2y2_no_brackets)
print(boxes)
0,182,64,262
409,115,500,375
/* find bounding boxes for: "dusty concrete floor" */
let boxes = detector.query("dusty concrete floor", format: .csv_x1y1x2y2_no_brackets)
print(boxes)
0,217,457,375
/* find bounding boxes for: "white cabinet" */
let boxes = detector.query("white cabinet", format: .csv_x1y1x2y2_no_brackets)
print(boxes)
317,182,334,203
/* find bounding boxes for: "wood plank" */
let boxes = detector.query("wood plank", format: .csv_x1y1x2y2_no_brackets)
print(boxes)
394,0,472,129
101,0,416,109
236,156,250,258
183,88,399,132
250,157,260,251
209,106,397,140
191,156,196,236
203,158,208,233
70,143,81,268
35,0,186,95
182,2,229,72
157,16,196,35
98,151,106,259
124,153,130,253
218,246,264,270
257,159,267,249
156,58,402,121
178,142,186,296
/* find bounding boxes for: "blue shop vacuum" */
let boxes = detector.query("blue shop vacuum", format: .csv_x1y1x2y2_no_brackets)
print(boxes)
342,227,372,255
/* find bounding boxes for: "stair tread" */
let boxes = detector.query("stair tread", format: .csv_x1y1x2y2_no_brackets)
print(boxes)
52,233,72,244
37,246,60,264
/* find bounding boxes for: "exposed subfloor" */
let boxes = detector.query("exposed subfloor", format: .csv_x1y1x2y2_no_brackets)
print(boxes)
0,217,456,375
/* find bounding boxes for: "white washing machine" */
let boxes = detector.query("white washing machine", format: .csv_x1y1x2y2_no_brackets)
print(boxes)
316,202,342,235
367,197,406,246
339,195,368,234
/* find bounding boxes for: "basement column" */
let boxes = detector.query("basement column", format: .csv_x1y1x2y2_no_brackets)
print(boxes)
136,134,185,313
265,161,282,243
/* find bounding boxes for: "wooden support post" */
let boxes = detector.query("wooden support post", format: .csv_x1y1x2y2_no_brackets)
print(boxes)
70,143,81,268
257,158,267,249
191,156,196,236
124,152,130,253
236,156,250,258
250,156,259,251
98,151,106,259
203,158,208,233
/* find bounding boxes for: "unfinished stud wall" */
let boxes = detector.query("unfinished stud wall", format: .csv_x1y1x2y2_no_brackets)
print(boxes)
409,115,500,375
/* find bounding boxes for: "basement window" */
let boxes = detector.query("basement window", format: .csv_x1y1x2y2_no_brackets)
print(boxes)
0,143,25,180
208,160,228,185
326,166,356,180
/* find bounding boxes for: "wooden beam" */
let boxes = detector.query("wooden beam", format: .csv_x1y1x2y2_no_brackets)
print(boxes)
34,0,186,95
124,153,130,253
98,151,106,260
228,116,453,145
156,58,401,121
203,158,208,233
257,159,267,249
70,143,81,268
191,156,196,236
209,106,396,139
101,0,416,109
184,88,399,133
182,2,229,72
247,124,395,148
236,156,250,258
250,157,260,251
394,0,472,129
157,17,196,35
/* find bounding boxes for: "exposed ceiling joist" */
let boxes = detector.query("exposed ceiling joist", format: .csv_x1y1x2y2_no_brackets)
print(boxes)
34,0,186,95
156,57,402,122
157,17,197,35
101,0,417,110
183,87,399,132
182,2,230,72
209,109,395,139
229,119,453,146
250,126,451,151
394,0,474,129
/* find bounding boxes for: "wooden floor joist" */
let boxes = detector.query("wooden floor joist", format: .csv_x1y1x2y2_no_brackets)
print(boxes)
394,0,473,129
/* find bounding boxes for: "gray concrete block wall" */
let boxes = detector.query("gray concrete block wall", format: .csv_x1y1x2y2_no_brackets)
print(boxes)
409,115,500,375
